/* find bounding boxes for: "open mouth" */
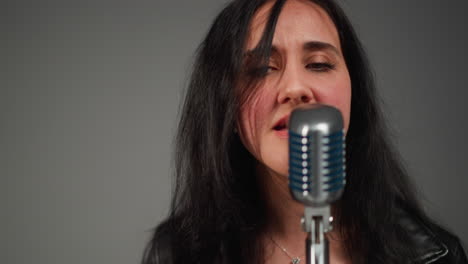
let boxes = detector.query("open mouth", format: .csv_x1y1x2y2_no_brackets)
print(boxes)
273,115,289,131
273,122,287,131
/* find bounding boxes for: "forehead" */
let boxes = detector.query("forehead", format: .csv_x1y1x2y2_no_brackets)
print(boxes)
246,0,341,51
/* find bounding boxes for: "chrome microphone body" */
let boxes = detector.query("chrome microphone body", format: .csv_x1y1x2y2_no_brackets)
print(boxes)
288,104,346,264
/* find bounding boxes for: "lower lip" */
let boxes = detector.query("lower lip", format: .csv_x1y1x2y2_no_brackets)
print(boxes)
274,129,288,139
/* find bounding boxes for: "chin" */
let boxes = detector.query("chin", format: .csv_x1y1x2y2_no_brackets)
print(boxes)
258,136,289,176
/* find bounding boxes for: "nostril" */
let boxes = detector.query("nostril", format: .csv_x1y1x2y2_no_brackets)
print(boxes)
277,87,314,104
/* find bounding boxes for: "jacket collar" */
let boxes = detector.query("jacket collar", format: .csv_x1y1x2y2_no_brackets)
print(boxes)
397,210,448,263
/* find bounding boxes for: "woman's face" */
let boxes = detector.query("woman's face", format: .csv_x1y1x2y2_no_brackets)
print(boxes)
237,0,351,178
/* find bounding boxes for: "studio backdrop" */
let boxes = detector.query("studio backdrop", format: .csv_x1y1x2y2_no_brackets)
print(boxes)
3,0,468,263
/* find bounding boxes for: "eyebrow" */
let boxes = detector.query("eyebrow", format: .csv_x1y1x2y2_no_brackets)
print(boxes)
244,41,340,58
303,41,340,55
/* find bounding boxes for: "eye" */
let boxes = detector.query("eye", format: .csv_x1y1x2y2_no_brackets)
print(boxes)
254,65,278,76
306,62,335,72
266,65,278,73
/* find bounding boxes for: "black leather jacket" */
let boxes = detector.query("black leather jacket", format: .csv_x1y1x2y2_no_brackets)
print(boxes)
147,214,468,264
403,218,468,263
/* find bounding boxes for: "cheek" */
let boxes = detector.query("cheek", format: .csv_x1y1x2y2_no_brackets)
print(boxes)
238,88,275,154
315,73,352,130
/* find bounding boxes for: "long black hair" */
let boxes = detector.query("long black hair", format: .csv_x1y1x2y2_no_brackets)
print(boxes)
143,0,437,263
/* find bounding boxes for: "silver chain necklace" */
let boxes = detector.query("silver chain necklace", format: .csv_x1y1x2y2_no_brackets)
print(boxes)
270,237,304,264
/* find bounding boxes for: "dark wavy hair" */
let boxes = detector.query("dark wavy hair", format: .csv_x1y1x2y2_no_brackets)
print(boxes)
143,0,437,263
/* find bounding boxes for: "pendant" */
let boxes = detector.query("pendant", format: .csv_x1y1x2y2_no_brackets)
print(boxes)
292,257,301,264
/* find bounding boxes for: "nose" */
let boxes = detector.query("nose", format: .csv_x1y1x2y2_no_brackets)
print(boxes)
276,66,315,105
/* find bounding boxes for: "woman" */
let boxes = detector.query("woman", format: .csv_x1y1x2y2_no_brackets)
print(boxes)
143,0,467,263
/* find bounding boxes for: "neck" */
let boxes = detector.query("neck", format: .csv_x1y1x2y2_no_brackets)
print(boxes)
257,164,349,263
257,164,307,247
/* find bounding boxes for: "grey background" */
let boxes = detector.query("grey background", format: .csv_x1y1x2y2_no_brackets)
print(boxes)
3,0,468,263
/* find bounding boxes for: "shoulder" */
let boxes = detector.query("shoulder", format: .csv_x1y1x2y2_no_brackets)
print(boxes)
141,219,175,264
141,215,230,264
425,223,468,264
397,209,467,263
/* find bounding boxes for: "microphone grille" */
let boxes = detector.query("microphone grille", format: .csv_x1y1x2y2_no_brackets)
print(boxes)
288,105,346,206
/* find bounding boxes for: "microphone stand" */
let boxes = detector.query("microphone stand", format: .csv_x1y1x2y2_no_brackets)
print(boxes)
302,206,332,264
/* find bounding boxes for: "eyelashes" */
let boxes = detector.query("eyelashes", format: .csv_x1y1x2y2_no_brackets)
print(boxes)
305,62,335,72
244,58,336,78
245,65,272,77
249,62,336,76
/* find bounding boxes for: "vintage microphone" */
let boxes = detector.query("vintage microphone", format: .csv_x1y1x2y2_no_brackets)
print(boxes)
288,104,346,264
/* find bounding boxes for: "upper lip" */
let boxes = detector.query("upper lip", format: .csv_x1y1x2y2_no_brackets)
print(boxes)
272,114,290,130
